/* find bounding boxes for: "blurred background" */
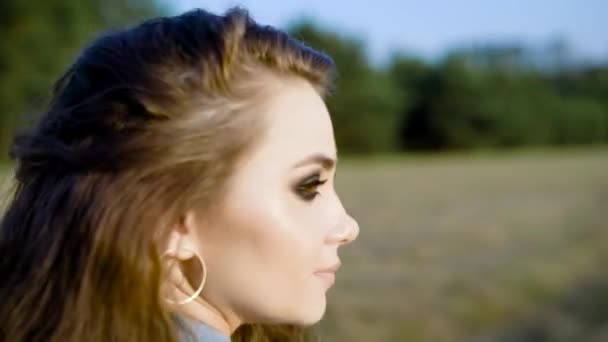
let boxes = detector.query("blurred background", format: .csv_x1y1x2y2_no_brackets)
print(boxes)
1,1,607,341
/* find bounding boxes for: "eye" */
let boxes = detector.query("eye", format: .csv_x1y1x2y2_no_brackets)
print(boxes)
294,173,328,202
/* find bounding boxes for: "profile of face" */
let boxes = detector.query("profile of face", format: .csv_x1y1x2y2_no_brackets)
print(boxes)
168,76,360,330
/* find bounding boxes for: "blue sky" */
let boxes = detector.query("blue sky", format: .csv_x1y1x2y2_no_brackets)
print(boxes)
167,0,607,65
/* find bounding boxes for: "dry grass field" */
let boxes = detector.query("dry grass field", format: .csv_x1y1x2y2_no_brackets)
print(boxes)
320,147,608,341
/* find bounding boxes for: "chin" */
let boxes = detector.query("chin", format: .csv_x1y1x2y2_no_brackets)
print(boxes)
262,285,329,326
290,293,327,326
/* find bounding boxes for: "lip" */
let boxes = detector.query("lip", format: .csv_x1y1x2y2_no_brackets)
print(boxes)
314,262,341,287
315,261,341,274
315,272,335,286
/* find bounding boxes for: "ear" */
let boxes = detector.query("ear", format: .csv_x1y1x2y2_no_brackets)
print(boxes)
165,209,201,259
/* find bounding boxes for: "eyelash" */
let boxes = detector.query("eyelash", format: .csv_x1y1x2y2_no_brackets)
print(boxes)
295,173,328,201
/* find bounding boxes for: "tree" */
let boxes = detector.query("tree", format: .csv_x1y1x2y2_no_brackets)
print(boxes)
289,21,402,153
0,0,167,160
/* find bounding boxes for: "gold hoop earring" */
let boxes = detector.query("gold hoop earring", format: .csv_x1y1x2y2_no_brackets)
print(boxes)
161,248,207,305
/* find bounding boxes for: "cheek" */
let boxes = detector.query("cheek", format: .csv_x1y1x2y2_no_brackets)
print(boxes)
240,194,321,280
226,184,332,268
209,189,330,321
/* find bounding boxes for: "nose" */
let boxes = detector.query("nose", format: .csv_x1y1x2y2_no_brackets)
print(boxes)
328,210,360,245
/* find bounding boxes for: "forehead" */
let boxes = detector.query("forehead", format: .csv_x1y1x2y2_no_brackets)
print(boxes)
253,76,337,169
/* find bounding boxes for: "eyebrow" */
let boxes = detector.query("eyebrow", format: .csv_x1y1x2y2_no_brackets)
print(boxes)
292,153,337,170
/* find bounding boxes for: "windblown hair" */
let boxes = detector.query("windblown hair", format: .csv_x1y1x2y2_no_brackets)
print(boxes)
0,7,334,342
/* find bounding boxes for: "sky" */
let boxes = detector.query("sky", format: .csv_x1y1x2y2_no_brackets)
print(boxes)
167,0,607,65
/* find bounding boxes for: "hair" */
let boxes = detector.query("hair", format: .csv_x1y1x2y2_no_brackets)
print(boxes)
0,7,335,342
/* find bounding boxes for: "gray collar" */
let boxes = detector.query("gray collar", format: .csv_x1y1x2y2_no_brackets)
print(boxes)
176,315,231,342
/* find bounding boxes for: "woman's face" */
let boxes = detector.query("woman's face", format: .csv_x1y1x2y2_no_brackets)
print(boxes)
189,76,359,326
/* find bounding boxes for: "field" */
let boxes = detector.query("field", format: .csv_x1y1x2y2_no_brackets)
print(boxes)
1,148,607,341
321,147,608,341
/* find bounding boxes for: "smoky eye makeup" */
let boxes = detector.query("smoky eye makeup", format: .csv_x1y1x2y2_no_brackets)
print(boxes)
292,171,328,201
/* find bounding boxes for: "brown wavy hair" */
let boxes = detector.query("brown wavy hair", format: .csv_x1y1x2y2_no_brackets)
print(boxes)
0,7,335,342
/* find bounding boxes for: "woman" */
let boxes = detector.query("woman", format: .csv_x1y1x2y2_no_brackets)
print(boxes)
0,6,359,342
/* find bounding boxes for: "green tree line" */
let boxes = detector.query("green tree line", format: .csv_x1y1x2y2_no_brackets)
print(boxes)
2,2,607,160
290,22,608,153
